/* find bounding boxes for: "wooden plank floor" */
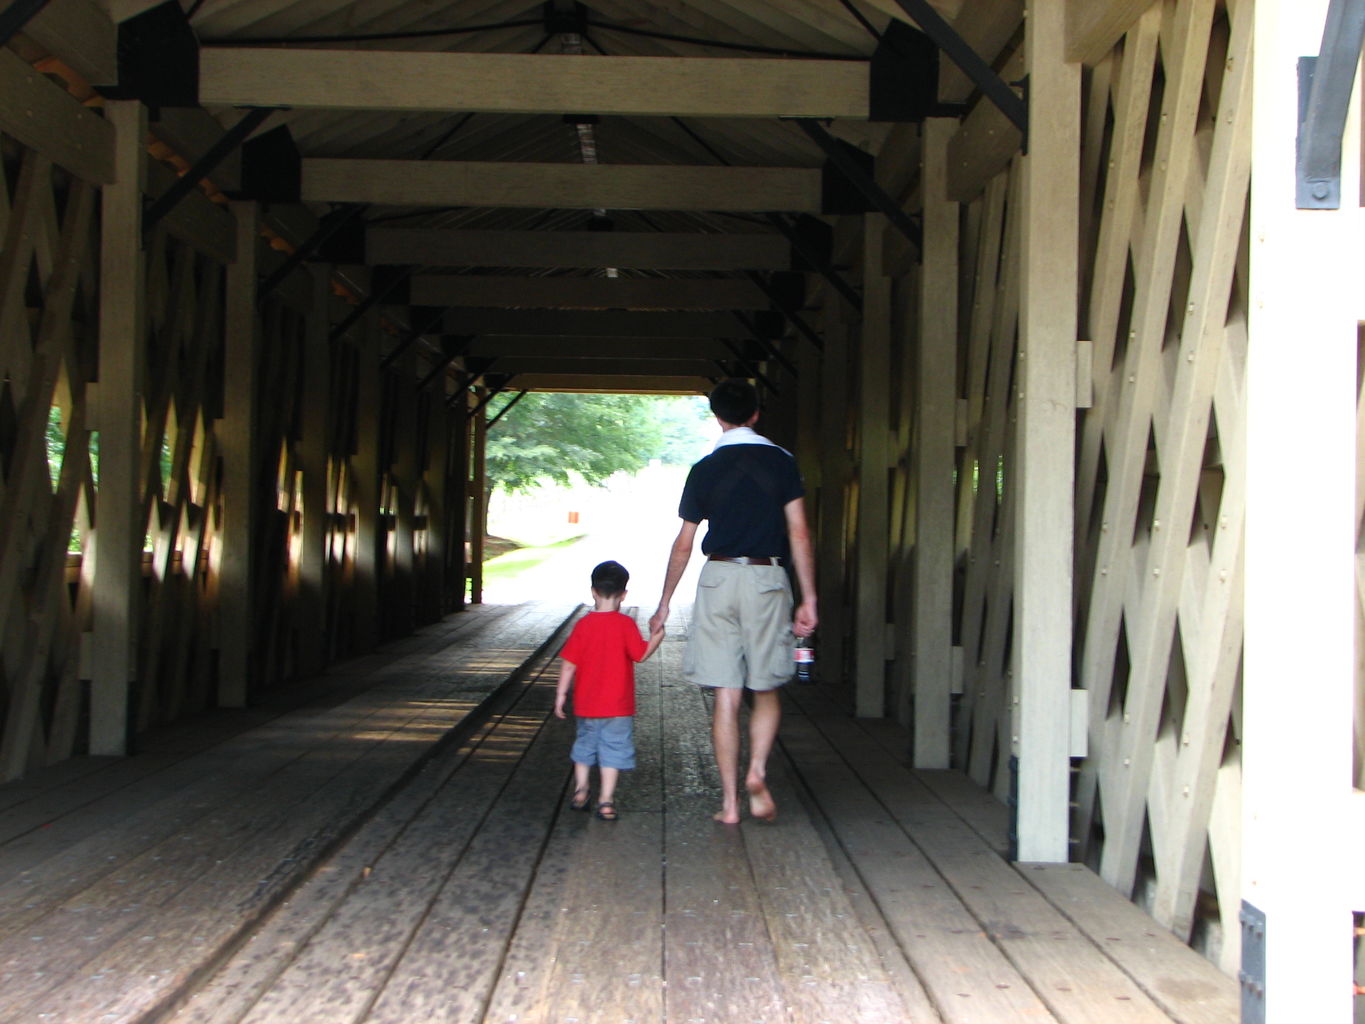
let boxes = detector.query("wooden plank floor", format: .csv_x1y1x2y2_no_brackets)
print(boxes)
0,601,1238,1024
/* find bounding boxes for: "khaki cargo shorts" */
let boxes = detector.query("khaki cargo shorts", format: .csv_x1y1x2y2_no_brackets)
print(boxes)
683,560,794,691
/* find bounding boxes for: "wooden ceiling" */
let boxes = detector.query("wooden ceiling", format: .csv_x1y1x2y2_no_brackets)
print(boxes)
169,0,1024,392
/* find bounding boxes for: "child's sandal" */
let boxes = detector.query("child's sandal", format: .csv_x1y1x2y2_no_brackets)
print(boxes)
595,801,619,822
570,788,591,811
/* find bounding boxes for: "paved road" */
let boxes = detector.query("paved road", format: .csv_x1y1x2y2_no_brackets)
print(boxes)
480,464,703,615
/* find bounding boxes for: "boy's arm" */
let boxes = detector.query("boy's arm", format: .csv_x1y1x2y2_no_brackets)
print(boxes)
640,624,665,662
554,661,576,719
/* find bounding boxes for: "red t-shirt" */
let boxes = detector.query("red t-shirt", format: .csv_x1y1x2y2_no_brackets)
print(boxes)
560,610,649,717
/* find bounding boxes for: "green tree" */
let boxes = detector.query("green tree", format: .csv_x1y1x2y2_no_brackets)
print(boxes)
484,392,709,493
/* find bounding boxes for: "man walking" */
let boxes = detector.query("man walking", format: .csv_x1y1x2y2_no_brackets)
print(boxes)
649,380,818,823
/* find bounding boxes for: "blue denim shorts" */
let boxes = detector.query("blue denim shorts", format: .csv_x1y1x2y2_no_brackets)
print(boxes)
571,716,636,770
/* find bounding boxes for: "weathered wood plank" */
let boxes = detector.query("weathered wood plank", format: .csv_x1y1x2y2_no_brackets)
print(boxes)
303,159,824,212
242,679,569,1024
658,655,789,1024
19,0,117,85
1021,864,1239,1024
201,48,870,118
778,714,1059,1023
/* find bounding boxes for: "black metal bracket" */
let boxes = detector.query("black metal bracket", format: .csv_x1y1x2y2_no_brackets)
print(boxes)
1296,0,1365,209
767,213,863,313
747,271,825,353
1238,902,1266,1024
328,267,415,342
259,204,368,302
468,374,516,417
721,339,778,395
447,358,500,408
143,107,273,237
416,335,472,391
890,0,1028,144
732,311,799,379
0,0,50,47
380,307,448,370
486,389,529,429
795,119,922,258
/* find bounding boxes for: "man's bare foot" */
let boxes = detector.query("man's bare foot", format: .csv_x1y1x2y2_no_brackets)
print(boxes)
746,779,777,821
713,805,741,824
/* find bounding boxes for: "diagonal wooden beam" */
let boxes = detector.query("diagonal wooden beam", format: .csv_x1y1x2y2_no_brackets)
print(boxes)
303,160,823,212
1066,0,1160,64
200,48,870,119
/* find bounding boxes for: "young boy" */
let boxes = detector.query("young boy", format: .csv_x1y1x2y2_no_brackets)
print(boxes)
554,560,664,821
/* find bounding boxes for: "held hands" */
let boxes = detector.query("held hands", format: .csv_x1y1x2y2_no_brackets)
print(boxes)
648,606,668,635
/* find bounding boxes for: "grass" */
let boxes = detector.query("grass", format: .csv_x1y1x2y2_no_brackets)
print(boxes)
481,534,586,585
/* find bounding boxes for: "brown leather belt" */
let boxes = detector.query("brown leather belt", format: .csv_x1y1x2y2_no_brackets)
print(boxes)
708,555,780,566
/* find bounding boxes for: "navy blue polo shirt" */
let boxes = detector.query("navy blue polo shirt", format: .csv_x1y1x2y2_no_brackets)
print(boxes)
679,442,805,558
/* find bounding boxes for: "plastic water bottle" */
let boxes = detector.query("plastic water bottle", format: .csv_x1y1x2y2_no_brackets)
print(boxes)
794,635,815,684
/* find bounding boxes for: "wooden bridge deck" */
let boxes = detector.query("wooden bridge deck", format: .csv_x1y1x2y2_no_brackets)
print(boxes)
0,602,1238,1024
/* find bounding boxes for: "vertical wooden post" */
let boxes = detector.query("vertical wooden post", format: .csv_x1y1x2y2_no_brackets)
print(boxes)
351,308,382,651
468,392,487,604
391,351,419,635
1013,0,1079,863
218,202,261,708
448,391,469,612
907,118,960,766
422,381,450,623
1244,0,1358,1016
855,214,892,718
817,295,851,688
296,266,331,675
91,99,146,753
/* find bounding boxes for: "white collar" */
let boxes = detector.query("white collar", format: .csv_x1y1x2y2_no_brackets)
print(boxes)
713,426,789,455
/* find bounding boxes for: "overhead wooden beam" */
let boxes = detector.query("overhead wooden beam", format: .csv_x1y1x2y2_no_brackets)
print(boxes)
20,0,116,85
478,357,722,377
1066,0,1160,65
367,228,791,271
501,373,712,394
464,337,746,360
411,274,771,310
200,48,869,119
303,160,823,213
445,308,753,338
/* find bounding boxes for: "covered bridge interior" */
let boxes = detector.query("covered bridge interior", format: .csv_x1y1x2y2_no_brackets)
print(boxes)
0,0,1361,1020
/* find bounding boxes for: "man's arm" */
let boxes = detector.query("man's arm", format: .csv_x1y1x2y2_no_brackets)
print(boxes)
649,519,698,634
784,497,818,636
